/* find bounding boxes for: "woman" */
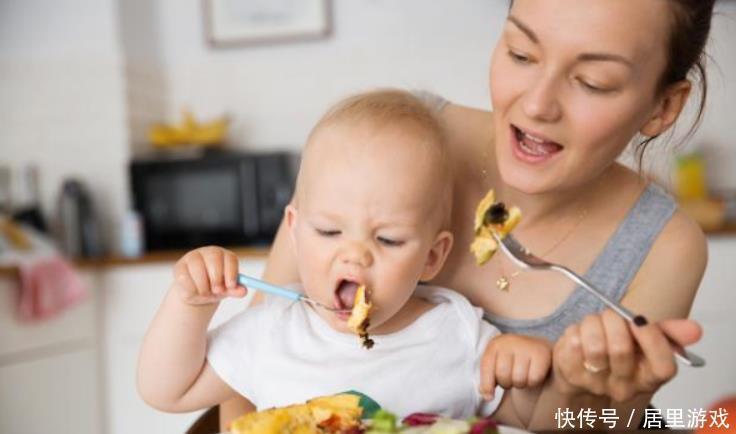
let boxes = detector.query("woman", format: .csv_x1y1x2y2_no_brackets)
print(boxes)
220,0,713,429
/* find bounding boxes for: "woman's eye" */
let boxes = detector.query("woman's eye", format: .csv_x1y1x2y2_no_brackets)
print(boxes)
577,78,612,94
508,49,532,65
377,236,404,247
316,228,340,237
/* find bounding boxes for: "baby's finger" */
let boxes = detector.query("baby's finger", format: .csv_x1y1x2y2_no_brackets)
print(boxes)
512,354,531,388
601,310,636,380
528,353,551,387
223,252,240,290
580,314,609,373
187,253,212,297
480,346,497,399
174,264,198,297
224,286,247,298
203,248,225,295
495,351,514,389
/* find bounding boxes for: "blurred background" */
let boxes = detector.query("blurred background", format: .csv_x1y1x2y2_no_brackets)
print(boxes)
1,1,735,433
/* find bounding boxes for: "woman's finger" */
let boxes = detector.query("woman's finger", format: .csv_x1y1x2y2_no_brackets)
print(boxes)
658,318,703,347
580,314,609,373
601,309,636,380
554,324,585,387
629,321,677,386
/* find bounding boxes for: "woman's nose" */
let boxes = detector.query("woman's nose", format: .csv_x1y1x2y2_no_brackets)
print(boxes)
340,242,373,268
522,74,562,122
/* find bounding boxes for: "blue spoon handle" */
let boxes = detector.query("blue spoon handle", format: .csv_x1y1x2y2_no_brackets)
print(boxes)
237,274,302,302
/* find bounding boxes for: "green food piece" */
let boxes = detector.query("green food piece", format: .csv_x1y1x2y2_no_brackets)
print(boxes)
370,409,398,432
342,390,382,419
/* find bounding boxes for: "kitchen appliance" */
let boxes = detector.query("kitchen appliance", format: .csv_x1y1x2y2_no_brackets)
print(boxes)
130,149,296,251
57,178,105,258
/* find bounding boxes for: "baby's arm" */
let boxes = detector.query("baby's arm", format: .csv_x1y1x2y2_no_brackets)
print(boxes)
137,246,247,412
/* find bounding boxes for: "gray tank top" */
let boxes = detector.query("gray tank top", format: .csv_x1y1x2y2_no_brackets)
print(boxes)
414,90,678,342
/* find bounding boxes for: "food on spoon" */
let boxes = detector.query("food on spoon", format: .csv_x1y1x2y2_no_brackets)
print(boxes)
229,393,362,434
347,284,374,349
470,189,521,265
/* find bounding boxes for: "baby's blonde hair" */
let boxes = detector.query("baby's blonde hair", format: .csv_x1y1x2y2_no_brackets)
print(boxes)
300,89,453,229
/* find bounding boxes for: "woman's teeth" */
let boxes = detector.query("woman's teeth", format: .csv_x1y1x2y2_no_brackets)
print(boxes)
516,128,562,156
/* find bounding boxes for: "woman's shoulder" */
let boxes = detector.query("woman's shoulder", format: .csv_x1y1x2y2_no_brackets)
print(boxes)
625,194,707,319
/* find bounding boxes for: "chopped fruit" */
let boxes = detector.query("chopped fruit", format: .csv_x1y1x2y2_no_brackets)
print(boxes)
230,393,362,434
470,189,521,265
347,285,374,349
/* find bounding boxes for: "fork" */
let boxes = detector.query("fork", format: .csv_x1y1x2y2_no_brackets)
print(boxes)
237,274,352,314
492,232,705,368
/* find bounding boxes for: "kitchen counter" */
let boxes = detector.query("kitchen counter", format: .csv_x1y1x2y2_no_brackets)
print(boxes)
0,245,270,277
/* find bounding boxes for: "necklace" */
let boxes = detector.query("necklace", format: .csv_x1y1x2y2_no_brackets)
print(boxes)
495,207,589,291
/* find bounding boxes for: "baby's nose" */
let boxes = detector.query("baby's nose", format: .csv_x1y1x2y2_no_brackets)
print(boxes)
340,242,373,267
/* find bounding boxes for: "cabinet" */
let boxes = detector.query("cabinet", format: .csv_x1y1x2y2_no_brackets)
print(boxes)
0,272,101,434
99,259,265,434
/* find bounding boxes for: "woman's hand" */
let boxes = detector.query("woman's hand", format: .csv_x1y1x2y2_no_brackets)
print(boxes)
173,246,247,305
480,334,553,400
552,309,702,402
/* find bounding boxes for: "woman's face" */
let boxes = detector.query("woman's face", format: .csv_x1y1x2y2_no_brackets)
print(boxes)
490,0,673,194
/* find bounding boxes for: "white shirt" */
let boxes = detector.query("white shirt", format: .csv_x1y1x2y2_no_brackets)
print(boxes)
207,285,503,419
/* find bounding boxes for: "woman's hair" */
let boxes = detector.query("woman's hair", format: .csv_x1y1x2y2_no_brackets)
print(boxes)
635,0,716,164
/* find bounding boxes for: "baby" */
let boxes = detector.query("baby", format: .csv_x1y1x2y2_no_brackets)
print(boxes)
137,90,552,423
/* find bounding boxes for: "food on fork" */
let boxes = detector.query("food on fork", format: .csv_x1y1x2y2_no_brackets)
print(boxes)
229,393,362,434
347,285,374,349
470,189,521,265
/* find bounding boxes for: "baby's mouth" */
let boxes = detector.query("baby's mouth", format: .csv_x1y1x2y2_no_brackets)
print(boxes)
334,279,361,311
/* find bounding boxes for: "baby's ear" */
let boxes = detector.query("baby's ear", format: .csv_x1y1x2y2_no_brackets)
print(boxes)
285,204,299,248
420,230,454,282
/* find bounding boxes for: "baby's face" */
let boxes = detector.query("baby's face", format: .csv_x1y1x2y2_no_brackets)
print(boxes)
287,123,451,334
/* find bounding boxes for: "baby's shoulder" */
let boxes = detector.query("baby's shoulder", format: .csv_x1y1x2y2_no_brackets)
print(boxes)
415,285,495,339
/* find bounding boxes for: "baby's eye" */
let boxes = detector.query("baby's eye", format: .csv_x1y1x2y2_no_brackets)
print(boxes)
316,228,341,237
377,236,405,247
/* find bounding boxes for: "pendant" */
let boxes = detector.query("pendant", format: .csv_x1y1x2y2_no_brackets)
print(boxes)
496,276,510,291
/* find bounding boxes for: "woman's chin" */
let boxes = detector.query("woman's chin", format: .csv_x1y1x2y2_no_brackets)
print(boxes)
498,160,559,195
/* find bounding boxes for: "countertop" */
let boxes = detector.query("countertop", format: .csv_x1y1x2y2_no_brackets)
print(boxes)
0,246,270,277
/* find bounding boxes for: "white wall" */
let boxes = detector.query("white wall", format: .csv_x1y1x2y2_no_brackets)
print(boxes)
0,0,130,252
149,0,503,152
144,0,736,190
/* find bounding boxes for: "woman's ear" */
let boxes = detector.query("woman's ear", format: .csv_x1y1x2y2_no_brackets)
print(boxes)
640,80,692,137
420,230,454,282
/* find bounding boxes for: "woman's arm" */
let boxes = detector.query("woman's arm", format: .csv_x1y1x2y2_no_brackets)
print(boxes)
527,211,707,430
218,219,300,431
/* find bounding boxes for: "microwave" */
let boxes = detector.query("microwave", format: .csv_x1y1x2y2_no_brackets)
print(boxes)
130,150,297,251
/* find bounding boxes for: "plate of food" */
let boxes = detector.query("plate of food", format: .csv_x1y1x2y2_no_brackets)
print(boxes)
222,393,532,434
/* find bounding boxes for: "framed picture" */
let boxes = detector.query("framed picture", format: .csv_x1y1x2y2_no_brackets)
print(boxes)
203,0,331,47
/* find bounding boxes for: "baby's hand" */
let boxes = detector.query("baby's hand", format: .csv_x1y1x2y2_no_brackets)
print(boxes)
479,334,552,400
172,246,247,305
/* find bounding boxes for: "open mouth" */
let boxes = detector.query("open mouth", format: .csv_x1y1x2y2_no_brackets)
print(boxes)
334,279,362,311
511,124,563,162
